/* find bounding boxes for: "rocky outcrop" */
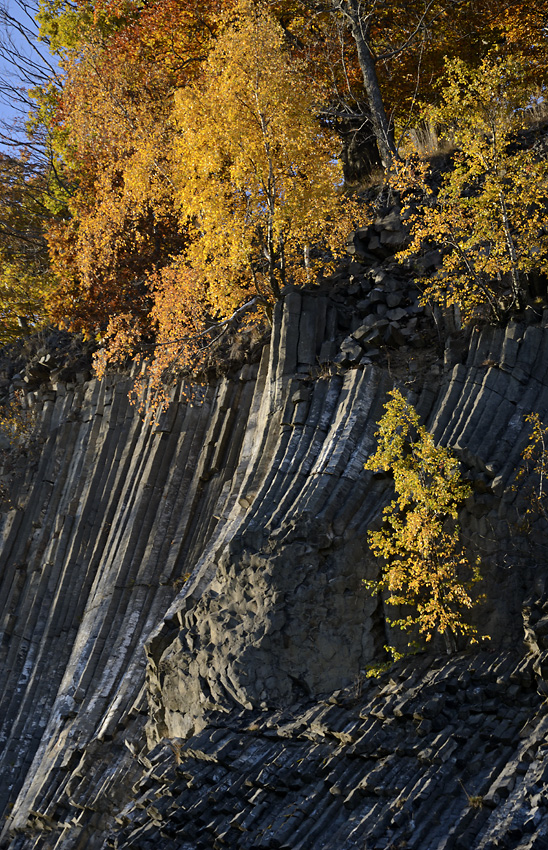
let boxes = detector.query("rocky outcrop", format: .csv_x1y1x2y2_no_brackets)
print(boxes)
144,312,548,748
0,266,548,848
0,364,265,845
108,651,548,850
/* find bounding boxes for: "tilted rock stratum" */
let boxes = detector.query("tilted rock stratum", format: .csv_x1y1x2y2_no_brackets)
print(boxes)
1,271,548,848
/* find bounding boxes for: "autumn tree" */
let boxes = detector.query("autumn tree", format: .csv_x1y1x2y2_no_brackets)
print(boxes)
483,0,548,86
35,0,226,340
93,1,360,406
282,0,434,171
288,0,548,178
171,2,349,309
14,0,547,375
44,40,177,336
31,0,548,345
296,0,502,172
398,54,548,322
327,0,412,168
364,389,482,654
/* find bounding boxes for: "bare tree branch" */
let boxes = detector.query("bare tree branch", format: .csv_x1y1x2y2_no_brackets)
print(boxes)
0,0,61,153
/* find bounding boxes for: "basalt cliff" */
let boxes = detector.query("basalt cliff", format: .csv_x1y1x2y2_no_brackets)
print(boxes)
1,212,548,849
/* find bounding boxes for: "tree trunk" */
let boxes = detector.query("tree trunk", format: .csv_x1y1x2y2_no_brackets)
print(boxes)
498,189,523,310
338,0,398,169
336,110,382,184
443,627,457,654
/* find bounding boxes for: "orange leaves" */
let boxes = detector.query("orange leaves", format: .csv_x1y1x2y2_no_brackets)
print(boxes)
45,7,185,336
93,312,143,380
38,0,230,379
46,195,169,336
149,262,209,350
84,1,361,405
483,0,548,81
93,260,211,409
98,0,222,84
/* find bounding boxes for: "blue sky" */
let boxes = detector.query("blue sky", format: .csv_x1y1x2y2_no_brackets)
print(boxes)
0,0,57,150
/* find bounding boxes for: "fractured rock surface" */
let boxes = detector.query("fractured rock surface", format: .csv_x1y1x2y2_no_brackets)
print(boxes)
0,284,547,848
108,651,548,850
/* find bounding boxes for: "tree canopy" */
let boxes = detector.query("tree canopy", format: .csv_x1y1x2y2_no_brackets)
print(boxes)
0,0,545,365
397,54,548,321
172,5,347,305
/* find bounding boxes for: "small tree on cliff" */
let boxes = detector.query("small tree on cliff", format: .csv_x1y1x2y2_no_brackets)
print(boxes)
364,389,482,653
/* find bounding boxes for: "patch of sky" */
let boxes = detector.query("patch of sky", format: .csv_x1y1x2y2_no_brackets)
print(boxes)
0,0,59,153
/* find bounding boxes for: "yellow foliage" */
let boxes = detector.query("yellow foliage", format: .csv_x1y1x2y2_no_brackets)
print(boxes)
397,54,548,322
171,1,355,308
0,253,53,345
47,35,178,333
94,262,212,411
364,389,482,652
0,151,55,344
94,0,364,411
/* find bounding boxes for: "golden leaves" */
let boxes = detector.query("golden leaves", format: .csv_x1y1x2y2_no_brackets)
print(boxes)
171,1,349,306
0,253,53,345
0,153,55,344
397,54,548,322
364,389,482,649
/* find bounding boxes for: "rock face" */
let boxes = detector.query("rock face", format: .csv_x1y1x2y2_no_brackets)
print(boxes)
105,651,548,850
145,309,548,746
145,292,393,741
0,279,547,848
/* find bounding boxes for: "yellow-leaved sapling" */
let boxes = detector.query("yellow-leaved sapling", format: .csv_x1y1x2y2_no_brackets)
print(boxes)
516,412,548,526
364,389,483,655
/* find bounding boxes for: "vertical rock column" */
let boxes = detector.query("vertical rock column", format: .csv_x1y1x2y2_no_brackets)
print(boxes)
0,363,263,844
